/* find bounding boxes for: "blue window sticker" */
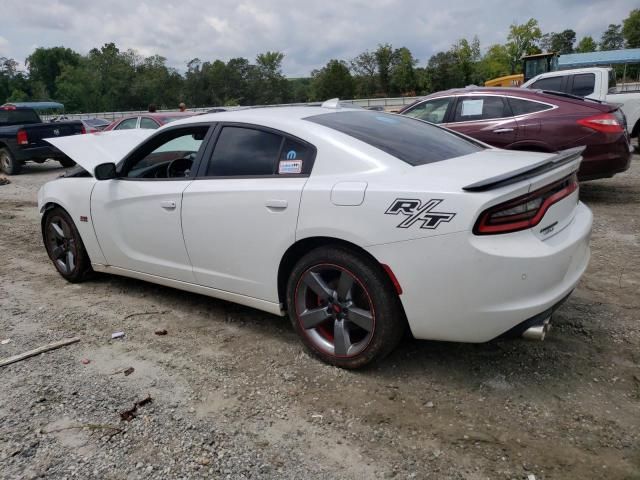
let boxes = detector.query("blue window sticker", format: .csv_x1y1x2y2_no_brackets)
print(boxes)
286,150,297,159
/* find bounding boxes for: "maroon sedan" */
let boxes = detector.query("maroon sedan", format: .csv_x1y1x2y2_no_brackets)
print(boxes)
104,112,195,131
399,87,631,180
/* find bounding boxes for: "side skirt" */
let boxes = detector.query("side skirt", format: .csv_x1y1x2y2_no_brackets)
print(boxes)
91,264,285,317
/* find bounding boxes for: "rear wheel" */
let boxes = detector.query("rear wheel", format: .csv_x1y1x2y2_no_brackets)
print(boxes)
58,156,76,168
286,246,405,369
0,148,21,175
43,207,92,282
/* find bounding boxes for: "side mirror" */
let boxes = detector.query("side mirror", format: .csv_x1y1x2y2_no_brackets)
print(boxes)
94,162,117,180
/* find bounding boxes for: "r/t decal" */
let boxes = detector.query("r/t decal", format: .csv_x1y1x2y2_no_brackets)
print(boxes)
385,198,456,229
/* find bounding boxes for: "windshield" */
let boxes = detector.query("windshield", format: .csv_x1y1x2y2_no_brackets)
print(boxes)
0,109,41,126
305,111,483,166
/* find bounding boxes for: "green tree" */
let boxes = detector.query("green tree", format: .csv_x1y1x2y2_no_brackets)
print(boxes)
426,51,464,92
477,44,511,81
310,59,354,101
390,47,418,95
350,50,378,97
506,18,542,73
452,37,481,85
252,51,289,104
374,44,395,96
540,29,576,54
26,47,80,99
600,24,624,50
575,36,598,53
623,9,640,48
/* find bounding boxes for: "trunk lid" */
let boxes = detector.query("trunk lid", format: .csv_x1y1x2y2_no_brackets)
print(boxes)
44,129,154,176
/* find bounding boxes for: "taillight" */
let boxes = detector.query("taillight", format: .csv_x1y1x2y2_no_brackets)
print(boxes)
16,129,28,145
81,125,87,134
473,174,578,235
577,113,624,133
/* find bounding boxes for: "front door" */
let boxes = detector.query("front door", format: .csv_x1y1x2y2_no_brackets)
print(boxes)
91,125,210,282
182,125,315,302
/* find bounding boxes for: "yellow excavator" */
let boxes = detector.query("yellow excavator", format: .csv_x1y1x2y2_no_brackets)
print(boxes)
485,52,559,87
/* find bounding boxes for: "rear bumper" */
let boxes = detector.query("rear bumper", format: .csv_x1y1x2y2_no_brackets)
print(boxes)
366,202,592,343
578,136,632,181
14,145,65,163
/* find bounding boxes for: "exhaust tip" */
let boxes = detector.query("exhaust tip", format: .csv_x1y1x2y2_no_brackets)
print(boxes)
522,317,552,341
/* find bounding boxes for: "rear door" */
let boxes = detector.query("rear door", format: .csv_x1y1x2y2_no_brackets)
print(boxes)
181,124,315,302
443,95,517,147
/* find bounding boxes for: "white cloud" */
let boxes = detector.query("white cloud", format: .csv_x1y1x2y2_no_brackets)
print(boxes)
0,0,636,76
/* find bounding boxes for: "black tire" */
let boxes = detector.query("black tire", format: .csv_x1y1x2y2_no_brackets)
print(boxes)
43,207,93,283
0,147,21,175
58,157,76,168
286,245,405,369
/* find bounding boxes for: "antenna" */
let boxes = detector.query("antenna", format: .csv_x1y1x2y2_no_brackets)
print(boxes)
321,98,341,109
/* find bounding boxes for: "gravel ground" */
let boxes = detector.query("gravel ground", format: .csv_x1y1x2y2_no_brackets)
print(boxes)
0,157,639,480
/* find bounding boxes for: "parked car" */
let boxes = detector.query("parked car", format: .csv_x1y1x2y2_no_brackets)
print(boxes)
0,104,85,175
521,67,640,140
398,87,631,181
81,118,110,133
104,112,195,131
40,106,592,368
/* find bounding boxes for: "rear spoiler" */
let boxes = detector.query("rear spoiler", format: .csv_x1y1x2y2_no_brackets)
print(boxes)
462,146,584,192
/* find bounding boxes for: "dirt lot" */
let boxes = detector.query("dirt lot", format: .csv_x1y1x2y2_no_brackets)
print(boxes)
0,158,639,480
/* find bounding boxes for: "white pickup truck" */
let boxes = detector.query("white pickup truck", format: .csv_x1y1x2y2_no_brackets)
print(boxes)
522,67,640,141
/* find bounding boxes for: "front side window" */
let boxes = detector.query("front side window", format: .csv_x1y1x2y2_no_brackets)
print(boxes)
531,76,563,92
452,96,509,122
305,111,483,166
140,117,160,129
206,127,283,176
123,126,209,179
115,117,138,130
571,74,595,97
403,97,451,124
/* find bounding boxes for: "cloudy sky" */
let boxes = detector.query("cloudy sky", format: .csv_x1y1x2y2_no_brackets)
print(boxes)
1,0,636,76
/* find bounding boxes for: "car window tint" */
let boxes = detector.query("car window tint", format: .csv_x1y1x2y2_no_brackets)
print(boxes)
115,118,138,130
305,111,483,166
126,127,208,178
403,98,451,124
277,138,312,175
531,76,563,92
207,127,283,176
140,117,159,129
508,97,554,115
571,74,595,97
452,96,508,122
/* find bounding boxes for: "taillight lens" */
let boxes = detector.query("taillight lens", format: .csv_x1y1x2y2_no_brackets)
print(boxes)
81,125,87,134
16,129,28,145
473,174,578,235
577,113,624,133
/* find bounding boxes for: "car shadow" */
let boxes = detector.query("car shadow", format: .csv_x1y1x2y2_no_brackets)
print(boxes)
580,181,640,205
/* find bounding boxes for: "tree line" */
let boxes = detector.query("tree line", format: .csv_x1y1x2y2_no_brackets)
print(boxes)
0,9,638,113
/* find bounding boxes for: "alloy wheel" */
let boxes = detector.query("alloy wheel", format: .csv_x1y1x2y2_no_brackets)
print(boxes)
45,216,77,275
294,264,375,357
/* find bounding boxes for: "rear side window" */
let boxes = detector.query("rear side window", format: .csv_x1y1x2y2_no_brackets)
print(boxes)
140,117,159,129
571,74,595,97
508,98,554,116
452,96,509,122
206,126,282,176
531,76,563,92
305,111,483,166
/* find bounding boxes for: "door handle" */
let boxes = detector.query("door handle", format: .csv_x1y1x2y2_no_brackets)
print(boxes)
160,200,176,210
492,128,514,133
265,199,288,210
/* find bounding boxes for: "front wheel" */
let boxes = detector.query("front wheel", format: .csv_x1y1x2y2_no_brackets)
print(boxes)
0,148,21,175
43,207,92,282
286,246,405,369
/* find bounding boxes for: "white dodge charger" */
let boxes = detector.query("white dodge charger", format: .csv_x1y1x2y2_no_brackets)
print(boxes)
39,102,592,368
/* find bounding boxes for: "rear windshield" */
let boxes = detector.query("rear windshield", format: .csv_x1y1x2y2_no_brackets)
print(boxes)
0,109,41,126
304,111,483,166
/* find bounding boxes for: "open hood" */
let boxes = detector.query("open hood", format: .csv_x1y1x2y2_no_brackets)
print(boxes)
45,129,154,176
